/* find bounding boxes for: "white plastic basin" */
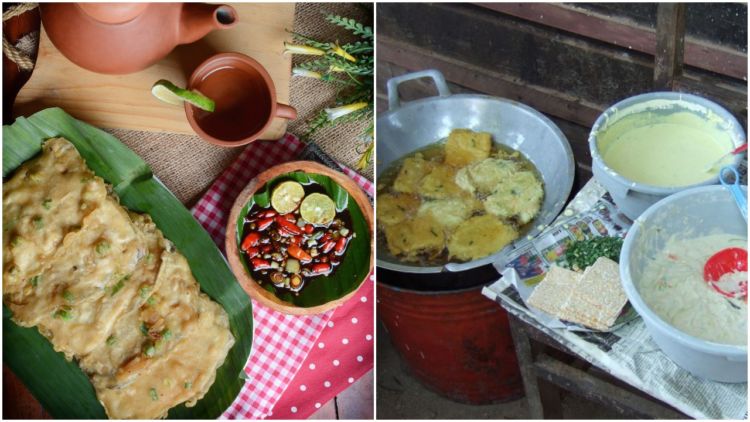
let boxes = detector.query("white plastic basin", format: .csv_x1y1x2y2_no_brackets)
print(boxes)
620,185,747,383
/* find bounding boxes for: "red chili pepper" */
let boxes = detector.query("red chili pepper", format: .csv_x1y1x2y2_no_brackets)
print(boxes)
319,255,329,263
261,244,272,253
276,216,302,235
304,224,314,234
334,237,348,255
288,244,312,262
310,263,331,275
283,213,296,222
290,236,303,246
320,240,336,254
245,247,260,259
264,210,277,218
241,232,261,251
251,258,272,270
278,226,294,237
320,233,332,243
257,217,274,231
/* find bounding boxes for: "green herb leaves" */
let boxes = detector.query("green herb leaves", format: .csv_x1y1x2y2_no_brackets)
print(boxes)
565,236,624,271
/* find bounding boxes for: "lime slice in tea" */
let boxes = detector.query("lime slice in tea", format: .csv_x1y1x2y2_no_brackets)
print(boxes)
271,181,306,214
300,193,336,226
151,79,215,112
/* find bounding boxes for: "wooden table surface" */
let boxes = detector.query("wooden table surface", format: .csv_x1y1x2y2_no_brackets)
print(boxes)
13,3,294,140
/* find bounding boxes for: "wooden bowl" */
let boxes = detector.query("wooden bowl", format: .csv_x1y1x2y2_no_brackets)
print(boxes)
226,161,374,315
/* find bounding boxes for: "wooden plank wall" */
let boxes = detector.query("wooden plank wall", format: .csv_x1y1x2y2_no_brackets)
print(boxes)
376,3,748,194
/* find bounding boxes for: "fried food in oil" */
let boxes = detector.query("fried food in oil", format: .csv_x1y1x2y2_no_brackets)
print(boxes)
417,198,476,231
448,215,518,261
383,216,445,261
419,165,466,199
392,153,434,194
444,129,492,166
378,193,421,226
483,171,544,224
380,129,544,265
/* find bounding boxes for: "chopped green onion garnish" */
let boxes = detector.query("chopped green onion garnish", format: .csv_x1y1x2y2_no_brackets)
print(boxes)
106,335,117,346
110,280,125,296
110,281,124,296
184,382,192,390
28,275,40,287
162,329,172,341
144,344,156,357
564,236,624,271
53,306,73,321
145,253,154,264
140,322,149,336
139,286,151,299
42,198,52,210
10,236,22,247
32,216,44,230
147,295,156,306
63,290,74,302
95,241,110,255
149,388,158,401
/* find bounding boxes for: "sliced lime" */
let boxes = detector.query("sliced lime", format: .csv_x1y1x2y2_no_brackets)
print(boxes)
300,193,336,226
151,79,215,112
271,181,305,214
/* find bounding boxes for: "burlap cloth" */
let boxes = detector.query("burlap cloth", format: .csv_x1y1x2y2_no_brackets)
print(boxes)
104,3,372,207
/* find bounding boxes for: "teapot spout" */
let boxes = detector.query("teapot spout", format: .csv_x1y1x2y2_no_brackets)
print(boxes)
179,3,237,45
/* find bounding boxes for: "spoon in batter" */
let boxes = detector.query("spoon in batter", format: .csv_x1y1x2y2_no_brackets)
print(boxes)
703,247,747,299
705,143,747,172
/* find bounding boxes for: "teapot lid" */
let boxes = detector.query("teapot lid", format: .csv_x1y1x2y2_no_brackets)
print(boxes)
77,3,149,24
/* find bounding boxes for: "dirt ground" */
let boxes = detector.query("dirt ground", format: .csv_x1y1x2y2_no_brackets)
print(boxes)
376,321,623,419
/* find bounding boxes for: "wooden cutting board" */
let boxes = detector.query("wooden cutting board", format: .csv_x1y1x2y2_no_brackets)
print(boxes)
14,3,295,140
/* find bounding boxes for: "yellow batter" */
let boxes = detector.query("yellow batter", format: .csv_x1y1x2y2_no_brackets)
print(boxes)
599,111,735,187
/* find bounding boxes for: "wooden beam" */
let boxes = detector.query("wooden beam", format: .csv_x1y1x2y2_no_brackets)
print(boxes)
508,316,546,419
654,3,686,90
377,35,607,128
478,3,747,81
534,355,687,419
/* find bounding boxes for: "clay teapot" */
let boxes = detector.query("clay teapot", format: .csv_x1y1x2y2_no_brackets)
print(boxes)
39,3,238,74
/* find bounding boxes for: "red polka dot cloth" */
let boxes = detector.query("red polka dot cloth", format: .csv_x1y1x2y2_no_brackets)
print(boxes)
190,134,373,419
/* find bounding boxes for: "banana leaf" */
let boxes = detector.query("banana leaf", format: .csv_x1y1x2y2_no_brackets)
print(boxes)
235,172,371,307
2,108,253,419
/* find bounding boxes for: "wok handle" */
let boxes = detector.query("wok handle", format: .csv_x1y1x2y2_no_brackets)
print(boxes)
387,69,451,111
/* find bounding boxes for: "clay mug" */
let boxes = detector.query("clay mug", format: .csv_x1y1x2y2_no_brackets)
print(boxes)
185,52,297,147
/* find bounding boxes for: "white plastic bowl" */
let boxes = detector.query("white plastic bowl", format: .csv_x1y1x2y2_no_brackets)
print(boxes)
589,92,746,220
620,185,747,383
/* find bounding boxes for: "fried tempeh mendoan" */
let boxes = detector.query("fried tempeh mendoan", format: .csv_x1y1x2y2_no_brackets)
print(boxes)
3,138,234,419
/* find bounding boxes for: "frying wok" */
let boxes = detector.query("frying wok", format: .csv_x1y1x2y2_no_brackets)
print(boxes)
377,69,575,287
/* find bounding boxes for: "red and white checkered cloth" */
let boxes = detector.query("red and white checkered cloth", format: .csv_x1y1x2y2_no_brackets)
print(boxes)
190,134,373,419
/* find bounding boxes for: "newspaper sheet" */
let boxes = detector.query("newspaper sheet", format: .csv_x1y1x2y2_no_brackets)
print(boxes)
482,178,748,420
